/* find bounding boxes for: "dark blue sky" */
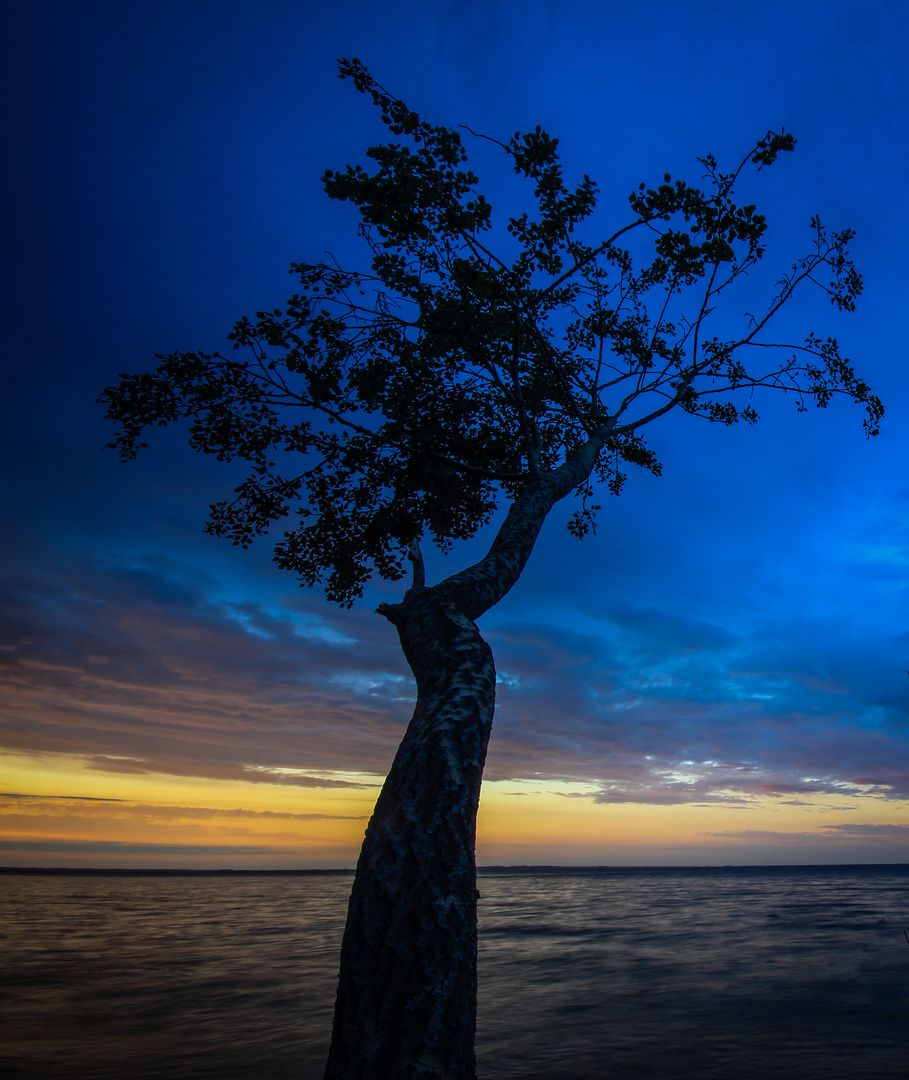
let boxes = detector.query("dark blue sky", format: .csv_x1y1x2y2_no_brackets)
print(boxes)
3,0,909,865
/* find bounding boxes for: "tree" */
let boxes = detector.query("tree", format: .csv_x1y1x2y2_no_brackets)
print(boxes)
99,59,881,1080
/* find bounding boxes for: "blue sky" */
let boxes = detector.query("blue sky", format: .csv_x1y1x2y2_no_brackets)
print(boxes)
3,0,909,866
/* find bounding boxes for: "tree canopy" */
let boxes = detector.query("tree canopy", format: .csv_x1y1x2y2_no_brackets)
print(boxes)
101,57,881,609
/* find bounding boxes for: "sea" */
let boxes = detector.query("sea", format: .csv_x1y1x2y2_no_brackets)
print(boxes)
2,864,908,1079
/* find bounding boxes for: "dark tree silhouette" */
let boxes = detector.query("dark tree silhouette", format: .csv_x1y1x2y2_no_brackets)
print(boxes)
100,60,881,1080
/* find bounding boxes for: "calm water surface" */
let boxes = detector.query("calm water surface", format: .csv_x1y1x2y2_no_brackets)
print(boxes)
2,866,908,1079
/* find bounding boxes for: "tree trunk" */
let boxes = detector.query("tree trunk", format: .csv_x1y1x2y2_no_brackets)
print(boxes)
323,588,496,1080
323,424,613,1079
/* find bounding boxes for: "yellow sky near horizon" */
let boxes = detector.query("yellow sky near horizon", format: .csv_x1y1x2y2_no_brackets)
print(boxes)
3,750,908,869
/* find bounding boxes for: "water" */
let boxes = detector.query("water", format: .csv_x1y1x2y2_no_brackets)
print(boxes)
2,866,908,1079
476,866,909,1079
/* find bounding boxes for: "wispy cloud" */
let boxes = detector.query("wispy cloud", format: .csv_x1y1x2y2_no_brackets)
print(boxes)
0,554,411,786
4,553,909,812
1,794,365,821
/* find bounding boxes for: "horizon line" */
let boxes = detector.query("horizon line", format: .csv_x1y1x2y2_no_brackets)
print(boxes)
3,862,908,876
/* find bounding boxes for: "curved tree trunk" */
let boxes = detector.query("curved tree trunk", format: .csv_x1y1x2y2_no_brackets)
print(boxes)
323,424,613,1080
323,589,496,1080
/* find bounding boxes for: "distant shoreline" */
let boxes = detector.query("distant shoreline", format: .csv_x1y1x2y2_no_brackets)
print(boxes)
2,863,908,876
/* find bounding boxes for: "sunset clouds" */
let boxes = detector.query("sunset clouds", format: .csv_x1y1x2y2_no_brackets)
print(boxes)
5,540,908,805
3,524,908,864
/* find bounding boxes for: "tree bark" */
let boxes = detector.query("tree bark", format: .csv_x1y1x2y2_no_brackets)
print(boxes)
323,588,495,1080
323,424,613,1079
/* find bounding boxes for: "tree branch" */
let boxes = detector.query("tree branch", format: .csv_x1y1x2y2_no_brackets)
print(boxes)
408,539,426,590
435,420,615,619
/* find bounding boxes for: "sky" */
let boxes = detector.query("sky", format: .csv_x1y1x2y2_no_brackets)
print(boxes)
3,0,909,868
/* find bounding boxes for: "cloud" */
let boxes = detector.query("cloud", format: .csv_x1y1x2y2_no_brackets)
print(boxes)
820,822,909,837
0,839,302,857
0,794,365,821
83,756,377,789
482,606,909,803
3,549,909,812
0,792,125,802
0,553,413,785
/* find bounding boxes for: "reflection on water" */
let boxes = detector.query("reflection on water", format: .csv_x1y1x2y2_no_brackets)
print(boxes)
2,866,908,1079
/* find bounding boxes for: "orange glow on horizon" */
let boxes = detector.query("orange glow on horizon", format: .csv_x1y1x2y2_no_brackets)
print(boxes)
2,751,908,869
